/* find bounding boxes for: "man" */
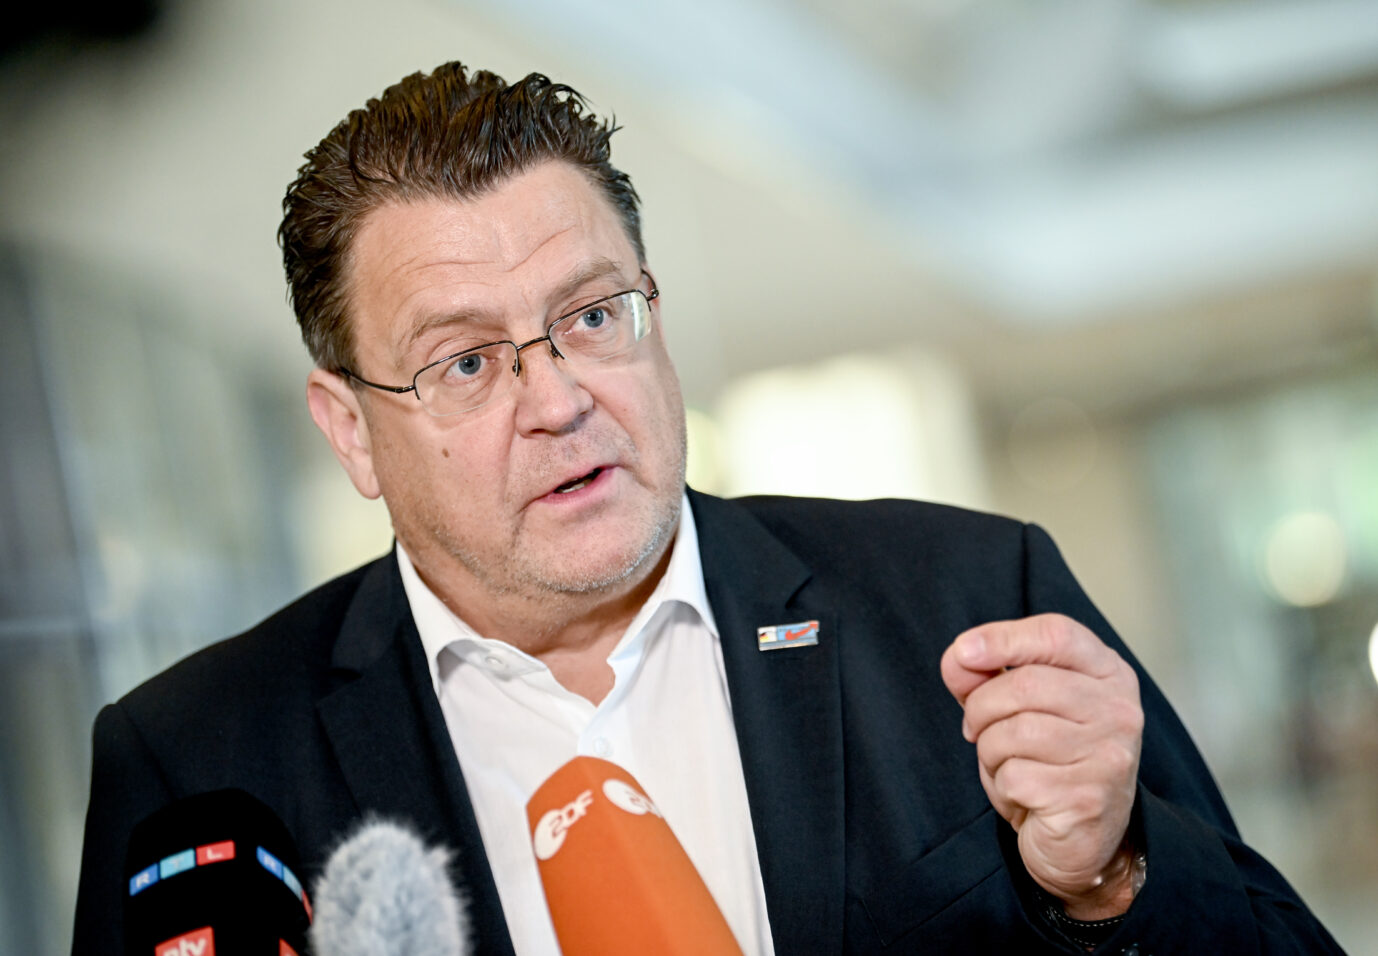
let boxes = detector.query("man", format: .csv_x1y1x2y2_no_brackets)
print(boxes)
74,63,1340,954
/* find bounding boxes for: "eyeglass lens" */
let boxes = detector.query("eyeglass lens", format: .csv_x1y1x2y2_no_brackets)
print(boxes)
414,289,653,416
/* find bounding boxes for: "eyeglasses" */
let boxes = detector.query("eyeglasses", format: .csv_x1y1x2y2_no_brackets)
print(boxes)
339,272,659,417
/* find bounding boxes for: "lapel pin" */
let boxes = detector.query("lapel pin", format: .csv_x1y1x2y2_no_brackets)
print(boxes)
757,620,820,651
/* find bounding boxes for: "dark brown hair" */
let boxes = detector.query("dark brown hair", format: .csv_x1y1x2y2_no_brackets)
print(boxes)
278,62,643,371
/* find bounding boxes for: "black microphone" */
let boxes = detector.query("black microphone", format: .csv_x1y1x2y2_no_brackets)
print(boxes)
309,818,470,956
124,789,312,955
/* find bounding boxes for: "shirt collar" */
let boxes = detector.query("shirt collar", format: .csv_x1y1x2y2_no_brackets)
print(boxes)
397,492,716,692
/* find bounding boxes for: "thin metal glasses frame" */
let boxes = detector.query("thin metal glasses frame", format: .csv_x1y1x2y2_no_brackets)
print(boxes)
338,270,658,415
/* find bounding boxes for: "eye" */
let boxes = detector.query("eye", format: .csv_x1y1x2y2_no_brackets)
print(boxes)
577,307,608,330
444,351,486,380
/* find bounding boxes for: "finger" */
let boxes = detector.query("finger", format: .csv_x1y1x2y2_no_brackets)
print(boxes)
977,759,1027,830
940,636,1002,707
974,710,1092,778
951,614,1121,679
979,756,1068,828
942,618,1086,706
961,664,1100,741
988,755,1082,819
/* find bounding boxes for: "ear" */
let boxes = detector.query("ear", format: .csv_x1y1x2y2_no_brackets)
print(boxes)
306,368,382,500
643,263,668,339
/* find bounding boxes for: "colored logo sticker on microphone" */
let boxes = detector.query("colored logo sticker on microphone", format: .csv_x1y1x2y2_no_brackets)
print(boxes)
282,864,302,899
757,620,819,651
129,863,160,896
257,846,284,879
130,840,240,897
159,849,196,879
155,925,214,956
196,840,235,865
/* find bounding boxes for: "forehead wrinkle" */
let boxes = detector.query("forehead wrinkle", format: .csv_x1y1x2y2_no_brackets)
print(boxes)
492,221,575,277
391,304,498,363
548,257,629,306
385,216,579,334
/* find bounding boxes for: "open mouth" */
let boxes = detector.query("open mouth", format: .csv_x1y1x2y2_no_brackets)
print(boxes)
553,467,603,495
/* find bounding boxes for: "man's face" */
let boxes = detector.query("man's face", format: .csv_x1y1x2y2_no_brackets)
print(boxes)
321,161,686,605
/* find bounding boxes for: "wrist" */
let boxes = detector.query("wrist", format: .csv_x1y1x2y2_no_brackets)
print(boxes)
1059,842,1147,921
1033,845,1146,951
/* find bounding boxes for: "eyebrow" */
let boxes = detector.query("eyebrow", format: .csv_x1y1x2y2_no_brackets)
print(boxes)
392,256,631,361
548,257,628,312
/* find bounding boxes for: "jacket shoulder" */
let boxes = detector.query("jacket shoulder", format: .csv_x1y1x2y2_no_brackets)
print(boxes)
115,556,387,730
730,494,1020,539
723,494,1028,585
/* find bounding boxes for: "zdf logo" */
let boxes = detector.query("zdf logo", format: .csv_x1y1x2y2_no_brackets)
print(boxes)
601,779,662,819
533,789,595,860
532,778,666,860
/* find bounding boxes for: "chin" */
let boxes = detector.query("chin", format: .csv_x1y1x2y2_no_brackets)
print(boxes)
527,498,680,596
534,530,670,595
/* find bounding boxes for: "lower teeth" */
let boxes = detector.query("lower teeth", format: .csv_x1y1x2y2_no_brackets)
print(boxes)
556,471,597,494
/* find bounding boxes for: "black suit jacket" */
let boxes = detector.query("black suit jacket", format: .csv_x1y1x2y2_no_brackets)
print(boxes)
73,493,1341,954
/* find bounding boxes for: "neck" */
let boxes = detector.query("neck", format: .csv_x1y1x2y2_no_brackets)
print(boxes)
405,536,675,705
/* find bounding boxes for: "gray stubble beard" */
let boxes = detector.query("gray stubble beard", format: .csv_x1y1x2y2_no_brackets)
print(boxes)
427,424,687,604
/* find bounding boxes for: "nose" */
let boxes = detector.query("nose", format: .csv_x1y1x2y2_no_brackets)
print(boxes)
511,339,593,435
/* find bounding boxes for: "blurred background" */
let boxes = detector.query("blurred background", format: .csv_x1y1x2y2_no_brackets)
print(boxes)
2,0,1377,952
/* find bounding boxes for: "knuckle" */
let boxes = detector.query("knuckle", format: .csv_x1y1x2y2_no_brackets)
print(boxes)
1067,783,1105,821
1107,694,1144,735
1088,732,1140,784
1012,713,1047,751
1037,613,1078,648
974,728,998,764
1008,715,1034,750
1007,665,1040,702
997,759,1044,808
963,689,992,729
1101,741,1138,778
993,762,1026,803
1126,701,1145,736
1114,658,1140,689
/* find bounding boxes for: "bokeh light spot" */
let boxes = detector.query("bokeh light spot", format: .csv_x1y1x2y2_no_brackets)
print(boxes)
1261,511,1347,607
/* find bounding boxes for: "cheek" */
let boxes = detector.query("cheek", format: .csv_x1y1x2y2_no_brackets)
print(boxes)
622,343,682,419
368,416,474,498
647,364,685,441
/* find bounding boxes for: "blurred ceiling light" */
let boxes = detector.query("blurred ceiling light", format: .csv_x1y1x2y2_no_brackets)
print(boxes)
1261,511,1348,607
714,351,986,505
1369,620,1378,688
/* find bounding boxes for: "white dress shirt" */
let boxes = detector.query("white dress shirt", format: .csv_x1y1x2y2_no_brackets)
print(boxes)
397,496,775,956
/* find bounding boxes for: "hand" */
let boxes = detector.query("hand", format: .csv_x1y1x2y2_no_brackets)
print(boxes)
940,613,1143,919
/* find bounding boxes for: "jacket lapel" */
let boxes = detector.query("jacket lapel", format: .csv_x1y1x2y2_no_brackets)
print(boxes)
690,492,846,955
315,555,516,956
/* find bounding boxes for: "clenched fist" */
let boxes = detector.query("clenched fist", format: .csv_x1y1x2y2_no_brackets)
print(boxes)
940,613,1143,920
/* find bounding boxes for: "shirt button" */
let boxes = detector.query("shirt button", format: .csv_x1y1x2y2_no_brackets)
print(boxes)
484,655,505,670
593,737,613,757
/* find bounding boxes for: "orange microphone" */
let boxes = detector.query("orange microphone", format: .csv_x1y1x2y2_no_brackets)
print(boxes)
526,756,745,956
